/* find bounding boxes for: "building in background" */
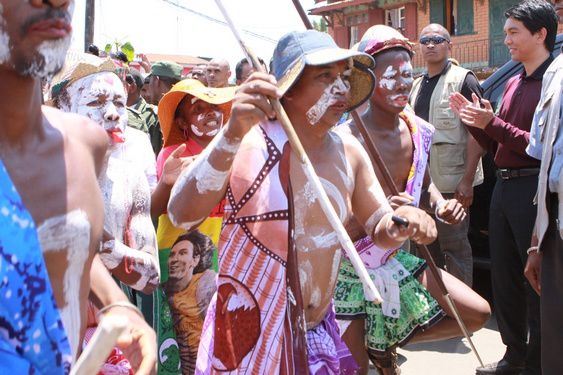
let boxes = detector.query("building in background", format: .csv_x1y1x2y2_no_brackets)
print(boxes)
310,0,563,74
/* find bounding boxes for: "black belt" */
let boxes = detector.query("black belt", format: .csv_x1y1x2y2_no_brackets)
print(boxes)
496,168,540,180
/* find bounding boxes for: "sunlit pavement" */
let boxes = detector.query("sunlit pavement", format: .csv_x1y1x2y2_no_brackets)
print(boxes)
368,316,505,374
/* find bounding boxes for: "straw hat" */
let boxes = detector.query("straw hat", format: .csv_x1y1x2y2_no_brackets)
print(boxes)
359,25,415,57
49,52,117,102
157,79,236,147
271,30,375,112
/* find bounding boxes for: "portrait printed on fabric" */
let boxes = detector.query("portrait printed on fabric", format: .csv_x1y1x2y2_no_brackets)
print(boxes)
163,230,217,374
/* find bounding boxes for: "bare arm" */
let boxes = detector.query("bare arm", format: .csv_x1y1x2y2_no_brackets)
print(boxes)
349,137,437,247
455,135,484,208
100,174,160,294
168,72,281,229
420,167,466,225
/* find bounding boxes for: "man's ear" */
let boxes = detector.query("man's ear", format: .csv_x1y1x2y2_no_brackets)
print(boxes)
536,27,548,45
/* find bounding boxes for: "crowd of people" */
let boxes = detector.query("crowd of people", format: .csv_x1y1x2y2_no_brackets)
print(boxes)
1,0,562,374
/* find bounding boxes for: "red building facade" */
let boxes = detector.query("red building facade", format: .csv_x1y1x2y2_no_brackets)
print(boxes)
310,0,563,72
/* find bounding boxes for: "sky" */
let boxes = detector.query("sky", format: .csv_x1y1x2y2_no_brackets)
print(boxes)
71,0,320,73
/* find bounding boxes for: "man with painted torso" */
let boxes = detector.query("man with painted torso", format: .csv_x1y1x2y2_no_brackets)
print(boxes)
169,30,438,374
0,0,156,373
335,25,490,375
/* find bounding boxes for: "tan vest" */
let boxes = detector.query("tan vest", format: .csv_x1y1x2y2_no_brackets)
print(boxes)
410,64,484,193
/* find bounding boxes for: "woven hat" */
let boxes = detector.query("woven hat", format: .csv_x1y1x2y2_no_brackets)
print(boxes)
359,25,414,57
49,52,117,102
271,30,375,111
158,78,236,147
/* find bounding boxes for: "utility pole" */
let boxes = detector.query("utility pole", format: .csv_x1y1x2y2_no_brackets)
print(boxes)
84,0,95,51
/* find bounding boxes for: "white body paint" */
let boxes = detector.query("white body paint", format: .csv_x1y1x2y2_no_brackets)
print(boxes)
169,128,239,227
306,75,350,126
0,15,10,64
63,72,159,292
24,38,70,80
98,150,160,291
38,210,91,362
62,73,128,135
399,61,414,85
379,65,398,90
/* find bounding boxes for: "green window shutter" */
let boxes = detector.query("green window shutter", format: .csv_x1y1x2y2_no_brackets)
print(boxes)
429,0,445,25
456,0,474,34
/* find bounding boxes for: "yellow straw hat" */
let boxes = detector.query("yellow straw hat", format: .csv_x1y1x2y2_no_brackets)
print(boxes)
158,79,236,147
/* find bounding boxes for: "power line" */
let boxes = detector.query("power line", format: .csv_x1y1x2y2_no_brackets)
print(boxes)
160,0,277,43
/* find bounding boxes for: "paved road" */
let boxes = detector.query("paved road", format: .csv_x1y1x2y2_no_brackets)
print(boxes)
368,316,505,374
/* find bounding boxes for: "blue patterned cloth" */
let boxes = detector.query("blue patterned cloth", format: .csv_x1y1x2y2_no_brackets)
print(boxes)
0,161,72,374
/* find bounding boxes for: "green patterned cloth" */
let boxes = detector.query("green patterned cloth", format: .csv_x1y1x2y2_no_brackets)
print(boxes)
334,250,445,353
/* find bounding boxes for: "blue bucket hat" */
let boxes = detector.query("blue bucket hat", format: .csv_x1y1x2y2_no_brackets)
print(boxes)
272,30,375,111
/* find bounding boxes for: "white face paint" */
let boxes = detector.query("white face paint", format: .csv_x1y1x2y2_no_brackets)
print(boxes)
189,99,224,139
37,210,91,362
306,73,350,126
63,72,128,140
22,37,70,81
399,61,414,83
0,11,10,64
379,65,397,90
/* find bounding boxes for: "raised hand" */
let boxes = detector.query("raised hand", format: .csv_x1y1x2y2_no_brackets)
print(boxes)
451,92,494,129
161,143,196,187
225,72,282,140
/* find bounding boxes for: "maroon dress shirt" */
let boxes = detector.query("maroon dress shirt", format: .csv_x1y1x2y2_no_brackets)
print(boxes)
468,56,554,169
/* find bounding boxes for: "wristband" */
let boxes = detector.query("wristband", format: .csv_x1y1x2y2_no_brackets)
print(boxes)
526,246,539,255
97,301,143,319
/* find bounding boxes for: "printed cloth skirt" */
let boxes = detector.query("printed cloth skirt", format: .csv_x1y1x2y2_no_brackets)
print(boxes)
334,250,445,353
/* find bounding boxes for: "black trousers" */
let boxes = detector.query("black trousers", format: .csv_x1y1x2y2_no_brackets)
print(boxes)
540,193,563,375
489,175,541,374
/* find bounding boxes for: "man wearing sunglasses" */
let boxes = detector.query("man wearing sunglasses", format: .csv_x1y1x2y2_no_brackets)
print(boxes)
409,24,484,288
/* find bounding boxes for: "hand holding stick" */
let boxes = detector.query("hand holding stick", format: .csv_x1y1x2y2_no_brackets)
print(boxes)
213,0,383,304
70,315,128,375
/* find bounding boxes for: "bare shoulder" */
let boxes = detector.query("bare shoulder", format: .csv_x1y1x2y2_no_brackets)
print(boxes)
42,106,108,174
330,126,370,169
42,106,108,154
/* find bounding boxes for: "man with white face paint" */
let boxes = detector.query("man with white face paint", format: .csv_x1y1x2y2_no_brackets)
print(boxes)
52,55,160,305
409,23,484,287
334,25,490,375
168,30,439,374
0,0,156,374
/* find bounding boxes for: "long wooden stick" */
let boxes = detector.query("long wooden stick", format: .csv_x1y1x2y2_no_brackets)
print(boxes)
213,0,382,304
289,0,484,367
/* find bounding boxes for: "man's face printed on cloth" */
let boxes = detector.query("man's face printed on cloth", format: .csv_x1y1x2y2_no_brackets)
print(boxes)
64,72,128,141
0,0,74,80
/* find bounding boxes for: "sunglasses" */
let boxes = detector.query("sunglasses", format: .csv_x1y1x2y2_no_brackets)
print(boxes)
419,36,449,45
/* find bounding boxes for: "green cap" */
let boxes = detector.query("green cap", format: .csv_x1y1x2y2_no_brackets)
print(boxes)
150,61,182,81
